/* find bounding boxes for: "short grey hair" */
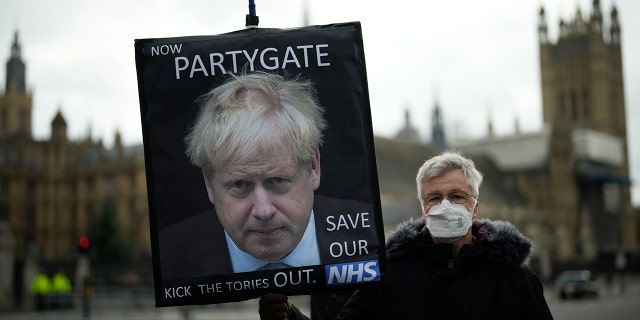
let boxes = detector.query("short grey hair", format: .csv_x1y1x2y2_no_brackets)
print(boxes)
416,151,484,200
185,72,327,178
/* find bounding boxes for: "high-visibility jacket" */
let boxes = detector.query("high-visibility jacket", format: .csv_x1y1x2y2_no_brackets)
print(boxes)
30,273,53,296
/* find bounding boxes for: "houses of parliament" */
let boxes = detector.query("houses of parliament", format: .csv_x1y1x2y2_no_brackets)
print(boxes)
0,32,151,295
384,0,637,273
0,0,637,307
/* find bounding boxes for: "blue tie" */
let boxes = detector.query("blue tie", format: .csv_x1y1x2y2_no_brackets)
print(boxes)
257,262,291,270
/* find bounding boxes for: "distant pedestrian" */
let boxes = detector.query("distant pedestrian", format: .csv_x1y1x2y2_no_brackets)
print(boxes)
30,271,52,311
82,278,92,318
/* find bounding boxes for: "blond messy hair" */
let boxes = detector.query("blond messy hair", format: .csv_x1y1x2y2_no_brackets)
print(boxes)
185,72,327,178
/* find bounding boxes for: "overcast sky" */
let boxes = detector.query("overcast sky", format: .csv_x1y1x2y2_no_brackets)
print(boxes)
1,0,638,204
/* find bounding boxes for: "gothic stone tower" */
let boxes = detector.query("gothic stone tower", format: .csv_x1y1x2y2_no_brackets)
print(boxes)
538,0,635,262
0,32,151,270
1,31,32,138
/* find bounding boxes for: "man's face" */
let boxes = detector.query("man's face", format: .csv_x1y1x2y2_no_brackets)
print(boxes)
204,149,321,262
420,169,478,222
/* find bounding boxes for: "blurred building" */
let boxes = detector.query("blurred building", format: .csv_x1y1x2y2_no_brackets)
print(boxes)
385,0,637,272
535,0,635,264
0,4,636,306
393,109,421,143
0,32,150,274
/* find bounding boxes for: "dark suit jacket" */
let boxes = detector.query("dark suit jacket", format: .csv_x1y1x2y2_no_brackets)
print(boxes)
159,195,378,280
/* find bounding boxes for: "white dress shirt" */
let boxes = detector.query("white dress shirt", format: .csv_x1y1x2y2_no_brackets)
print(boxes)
226,211,321,273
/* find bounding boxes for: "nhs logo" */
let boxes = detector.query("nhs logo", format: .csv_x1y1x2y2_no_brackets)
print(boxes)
325,260,380,285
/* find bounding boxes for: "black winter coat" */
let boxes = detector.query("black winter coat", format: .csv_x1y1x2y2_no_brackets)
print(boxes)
294,218,553,320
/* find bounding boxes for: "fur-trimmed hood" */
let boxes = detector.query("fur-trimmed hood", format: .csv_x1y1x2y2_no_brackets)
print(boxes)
385,218,534,268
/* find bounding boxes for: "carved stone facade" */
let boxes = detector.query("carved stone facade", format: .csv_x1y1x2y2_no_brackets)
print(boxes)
537,0,635,261
0,32,150,267
382,1,637,272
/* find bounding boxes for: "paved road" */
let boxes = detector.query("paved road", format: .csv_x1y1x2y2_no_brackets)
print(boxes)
2,281,639,319
547,283,640,320
549,293,640,320
0,296,311,320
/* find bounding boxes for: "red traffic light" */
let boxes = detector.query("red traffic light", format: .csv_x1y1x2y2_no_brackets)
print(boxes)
79,236,90,251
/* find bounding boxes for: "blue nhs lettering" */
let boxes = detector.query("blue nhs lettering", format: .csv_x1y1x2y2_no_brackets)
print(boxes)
325,260,380,285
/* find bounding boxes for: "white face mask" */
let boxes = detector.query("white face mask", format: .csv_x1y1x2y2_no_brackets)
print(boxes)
426,199,473,243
